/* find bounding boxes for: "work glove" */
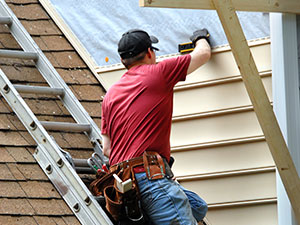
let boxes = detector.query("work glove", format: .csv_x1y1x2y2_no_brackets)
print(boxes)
190,28,210,46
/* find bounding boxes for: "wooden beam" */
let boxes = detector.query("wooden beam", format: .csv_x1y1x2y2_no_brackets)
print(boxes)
139,0,300,14
209,0,300,222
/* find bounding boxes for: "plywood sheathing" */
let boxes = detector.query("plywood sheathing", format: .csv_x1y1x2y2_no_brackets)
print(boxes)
0,0,105,223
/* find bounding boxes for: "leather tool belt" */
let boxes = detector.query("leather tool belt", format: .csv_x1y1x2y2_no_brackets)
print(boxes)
90,151,173,224
110,151,172,180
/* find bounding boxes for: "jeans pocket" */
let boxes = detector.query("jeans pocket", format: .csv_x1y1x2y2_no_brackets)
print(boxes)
140,178,197,225
181,188,208,222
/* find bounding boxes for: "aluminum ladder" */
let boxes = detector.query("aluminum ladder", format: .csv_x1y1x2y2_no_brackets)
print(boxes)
0,1,113,224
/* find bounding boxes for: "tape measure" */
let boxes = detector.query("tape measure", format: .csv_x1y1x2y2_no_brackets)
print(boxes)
178,42,195,54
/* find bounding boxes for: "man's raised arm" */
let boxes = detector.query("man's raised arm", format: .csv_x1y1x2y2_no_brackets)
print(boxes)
187,29,211,75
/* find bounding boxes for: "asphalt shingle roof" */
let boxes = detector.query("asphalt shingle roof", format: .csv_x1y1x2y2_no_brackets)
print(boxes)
0,0,105,224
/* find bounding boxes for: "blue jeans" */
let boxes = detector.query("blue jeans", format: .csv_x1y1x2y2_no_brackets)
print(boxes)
135,172,207,225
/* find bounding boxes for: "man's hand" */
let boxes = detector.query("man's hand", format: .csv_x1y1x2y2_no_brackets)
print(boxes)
190,29,210,46
187,29,211,75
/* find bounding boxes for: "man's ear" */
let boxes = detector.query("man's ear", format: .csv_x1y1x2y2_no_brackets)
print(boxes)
120,58,129,69
146,48,152,58
120,58,125,66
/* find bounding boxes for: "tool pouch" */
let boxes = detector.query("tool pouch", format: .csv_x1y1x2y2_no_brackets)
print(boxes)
123,189,144,223
104,182,145,224
90,170,115,196
163,157,174,179
104,185,123,221
90,164,146,224
143,151,166,180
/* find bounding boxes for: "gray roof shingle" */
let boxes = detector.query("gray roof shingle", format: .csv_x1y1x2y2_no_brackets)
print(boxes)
0,0,105,223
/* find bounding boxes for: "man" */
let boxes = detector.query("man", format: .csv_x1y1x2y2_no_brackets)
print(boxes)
101,29,211,225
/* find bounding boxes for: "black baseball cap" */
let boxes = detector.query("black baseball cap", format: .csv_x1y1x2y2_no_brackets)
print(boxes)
118,29,159,59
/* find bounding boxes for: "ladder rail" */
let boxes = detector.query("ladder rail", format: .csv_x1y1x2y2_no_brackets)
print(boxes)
0,1,112,224
0,0,105,157
0,69,113,225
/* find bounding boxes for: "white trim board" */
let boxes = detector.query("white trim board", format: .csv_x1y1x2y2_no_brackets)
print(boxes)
270,13,300,225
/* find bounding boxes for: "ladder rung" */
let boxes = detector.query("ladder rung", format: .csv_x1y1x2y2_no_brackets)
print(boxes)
14,85,65,96
73,158,95,174
75,167,95,174
0,49,38,60
40,121,91,132
73,158,89,167
0,16,11,25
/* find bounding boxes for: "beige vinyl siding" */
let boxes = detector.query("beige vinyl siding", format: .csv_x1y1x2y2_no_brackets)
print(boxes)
97,38,276,225
207,203,277,225
173,74,272,117
180,170,276,204
176,43,271,88
171,140,274,177
171,110,264,146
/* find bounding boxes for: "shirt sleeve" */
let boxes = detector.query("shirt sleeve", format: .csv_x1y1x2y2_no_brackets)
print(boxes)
157,54,191,88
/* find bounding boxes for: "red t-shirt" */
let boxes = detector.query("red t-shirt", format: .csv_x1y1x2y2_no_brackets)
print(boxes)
101,54,191,165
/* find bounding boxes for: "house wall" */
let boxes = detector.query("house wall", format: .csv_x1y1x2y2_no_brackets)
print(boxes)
97,39,276,225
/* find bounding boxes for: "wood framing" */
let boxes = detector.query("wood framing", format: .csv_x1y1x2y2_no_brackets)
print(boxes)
139,0,300,14
211,0,300,222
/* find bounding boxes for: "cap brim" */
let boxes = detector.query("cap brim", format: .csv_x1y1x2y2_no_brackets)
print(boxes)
152,46,159,51
150,35,159,44
150,35,159,51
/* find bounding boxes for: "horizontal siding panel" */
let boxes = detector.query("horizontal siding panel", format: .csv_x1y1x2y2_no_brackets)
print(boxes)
173,75,272,117
206,203,277,225
179,171,276,204
172,141,274,177
179,43,271,87
171,110,263,147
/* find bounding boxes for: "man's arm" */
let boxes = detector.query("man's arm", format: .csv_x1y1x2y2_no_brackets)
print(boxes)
102,134,111,158
187,29,211,75
187,38,211,75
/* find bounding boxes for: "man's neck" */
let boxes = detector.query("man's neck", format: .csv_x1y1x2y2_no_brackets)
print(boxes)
128,59,152,70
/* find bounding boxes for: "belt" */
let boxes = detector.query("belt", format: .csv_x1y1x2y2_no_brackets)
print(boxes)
110,152,167,180
133,165,145,173
110,156,145,174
